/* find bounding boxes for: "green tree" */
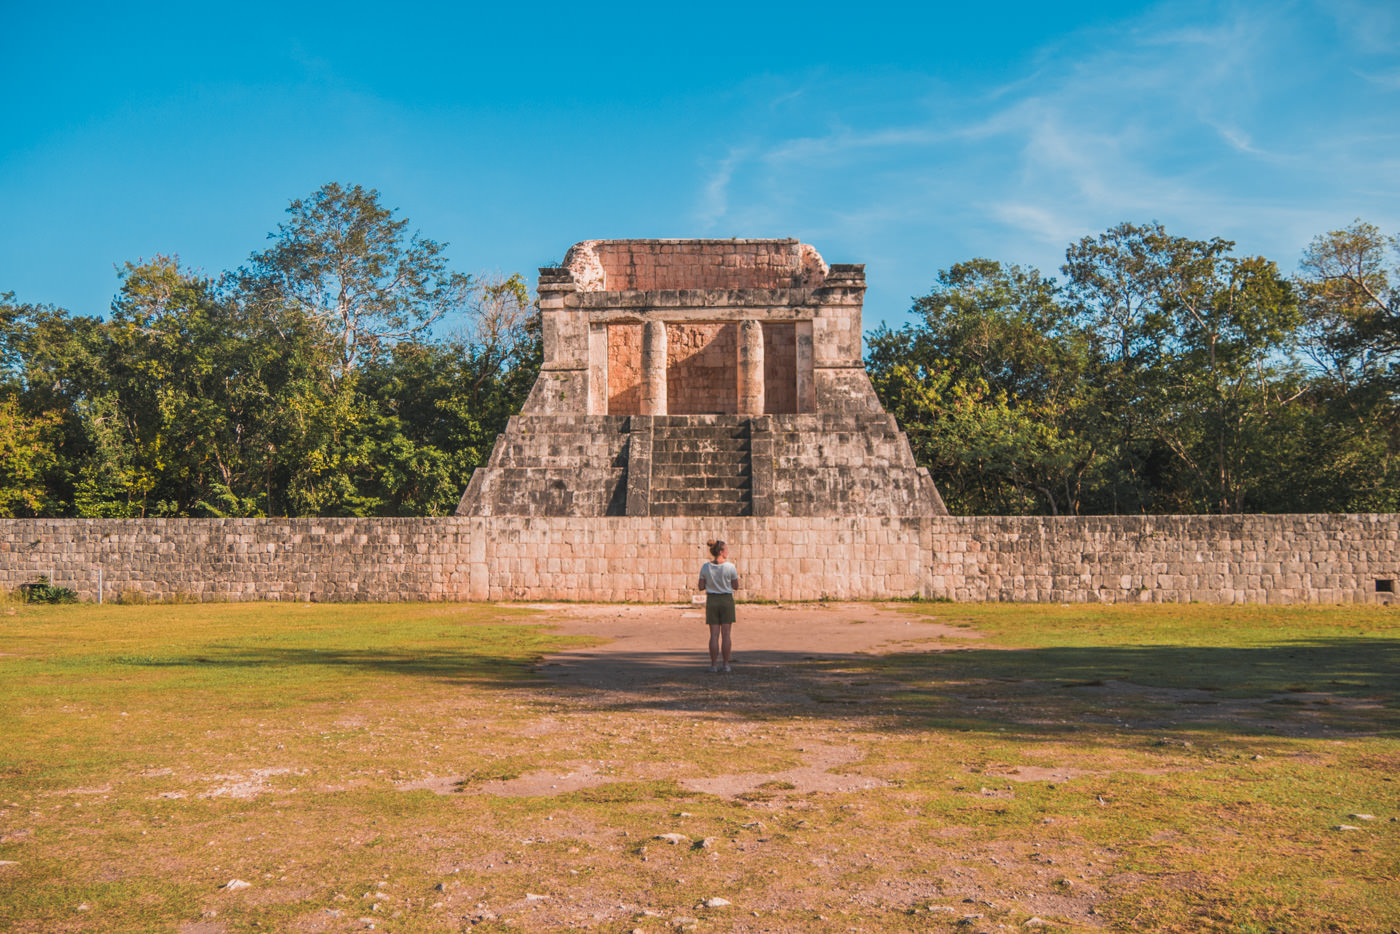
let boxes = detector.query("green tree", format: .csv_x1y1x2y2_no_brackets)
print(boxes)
0,293,115,515
102,257,246,515
1062,222,1178,512
869,260,1097,514
0,397,60,516
358,274,541,516
1063,223,1303,513
1292,220,1400,512
238,183,474,381
1150,242,1302,513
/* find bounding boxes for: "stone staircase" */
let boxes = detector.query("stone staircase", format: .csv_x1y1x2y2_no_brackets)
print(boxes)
647,416,752,517
459,412,945,518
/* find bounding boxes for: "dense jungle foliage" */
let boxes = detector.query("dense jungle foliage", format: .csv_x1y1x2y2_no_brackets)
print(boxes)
0,183,539,518
2,184,1396,517
868,220,1400,515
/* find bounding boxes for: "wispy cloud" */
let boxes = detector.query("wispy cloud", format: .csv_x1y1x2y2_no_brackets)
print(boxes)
691,0,1400,321
696,147,748,231
1322,0,1399,55
1356,68,1400,89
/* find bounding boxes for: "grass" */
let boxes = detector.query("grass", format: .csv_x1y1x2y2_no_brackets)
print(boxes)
0,600,1396,933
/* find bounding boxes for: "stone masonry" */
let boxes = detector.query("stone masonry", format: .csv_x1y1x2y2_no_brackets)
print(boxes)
457,239,947,518
3,515,1398,604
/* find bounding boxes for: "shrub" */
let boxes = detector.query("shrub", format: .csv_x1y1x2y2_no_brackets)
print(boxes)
19,576,79,604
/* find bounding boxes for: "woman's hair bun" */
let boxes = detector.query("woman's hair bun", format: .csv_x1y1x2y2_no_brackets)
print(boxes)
707,539,725,558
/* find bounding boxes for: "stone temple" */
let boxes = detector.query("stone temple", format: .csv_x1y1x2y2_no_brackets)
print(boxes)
456,239,947,518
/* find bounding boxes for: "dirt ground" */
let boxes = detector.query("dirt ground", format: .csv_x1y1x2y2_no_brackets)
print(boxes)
533,601,972,688
486,602,964,800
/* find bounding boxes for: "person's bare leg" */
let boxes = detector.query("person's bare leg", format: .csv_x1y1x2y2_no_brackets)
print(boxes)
720,623,732,666
708,625,720,667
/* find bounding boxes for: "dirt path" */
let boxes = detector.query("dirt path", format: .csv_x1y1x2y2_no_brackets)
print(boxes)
462,601,978,801
525,601,973,694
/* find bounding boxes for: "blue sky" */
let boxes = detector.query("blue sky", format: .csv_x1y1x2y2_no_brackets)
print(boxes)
3,0,1397,334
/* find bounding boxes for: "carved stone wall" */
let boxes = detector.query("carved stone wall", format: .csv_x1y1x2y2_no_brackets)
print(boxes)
666,323,738,415
607,324,643,414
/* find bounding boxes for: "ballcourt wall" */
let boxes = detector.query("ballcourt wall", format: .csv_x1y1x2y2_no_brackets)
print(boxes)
2,514,1397,605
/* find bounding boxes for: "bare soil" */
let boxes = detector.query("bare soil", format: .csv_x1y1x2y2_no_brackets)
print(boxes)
532,599,971,685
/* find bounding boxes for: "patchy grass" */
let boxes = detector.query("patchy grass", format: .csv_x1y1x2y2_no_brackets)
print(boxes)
0,601,1396,933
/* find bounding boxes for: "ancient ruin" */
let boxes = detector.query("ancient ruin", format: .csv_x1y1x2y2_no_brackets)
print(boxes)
456,239,947,518
11,240,1396,606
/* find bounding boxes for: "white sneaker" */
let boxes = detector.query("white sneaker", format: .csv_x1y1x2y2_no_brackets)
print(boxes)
722,664,731,673
709,664,719,673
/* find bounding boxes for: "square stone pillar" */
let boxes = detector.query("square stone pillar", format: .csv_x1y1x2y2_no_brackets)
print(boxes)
795,320,815,413
588,322,609,414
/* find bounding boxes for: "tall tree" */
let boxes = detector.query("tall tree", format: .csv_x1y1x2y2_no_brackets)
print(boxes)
1298,219,1400,380
1150,243,1301,512
1293,220,1400,512
0,296,63,515
869,260,1097,515
237,183,474,381
359,274,541,517
1062,222,1177,512
1062,223,1303,513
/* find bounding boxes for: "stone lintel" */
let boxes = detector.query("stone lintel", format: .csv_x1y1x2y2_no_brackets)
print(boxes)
565,289,824,309
581,307,816,324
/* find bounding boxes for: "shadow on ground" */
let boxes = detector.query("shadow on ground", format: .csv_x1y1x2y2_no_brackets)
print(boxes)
126,636,1400,740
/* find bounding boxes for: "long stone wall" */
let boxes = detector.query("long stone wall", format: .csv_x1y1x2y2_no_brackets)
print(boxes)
926,514,1400,604
0,518,474,603
2,514,1397,605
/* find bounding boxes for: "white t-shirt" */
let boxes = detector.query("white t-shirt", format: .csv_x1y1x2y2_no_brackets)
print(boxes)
699,561,738,594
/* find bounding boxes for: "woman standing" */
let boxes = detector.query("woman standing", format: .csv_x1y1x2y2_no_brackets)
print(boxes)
697,540,739,672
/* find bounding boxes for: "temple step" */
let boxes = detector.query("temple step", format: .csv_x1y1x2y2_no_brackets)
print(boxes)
645,419,754,516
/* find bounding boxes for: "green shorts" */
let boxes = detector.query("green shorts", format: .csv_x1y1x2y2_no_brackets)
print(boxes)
705,592,736,625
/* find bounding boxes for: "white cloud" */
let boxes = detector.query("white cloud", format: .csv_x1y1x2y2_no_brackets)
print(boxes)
696,147,748,231
986,201,1083,249
689,0,1400,323
1355,68,1400,89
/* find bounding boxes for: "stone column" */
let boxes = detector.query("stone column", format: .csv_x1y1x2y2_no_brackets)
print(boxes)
641,319,668,416
737,319,765,415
